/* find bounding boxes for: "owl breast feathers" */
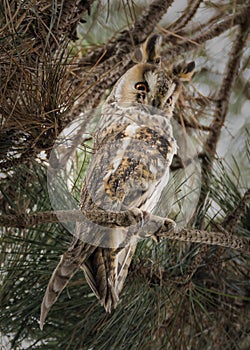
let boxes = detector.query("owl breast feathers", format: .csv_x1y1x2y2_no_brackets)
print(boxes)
40,34,195,329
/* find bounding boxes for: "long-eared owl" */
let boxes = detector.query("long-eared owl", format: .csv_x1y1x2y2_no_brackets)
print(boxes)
40,34,195,329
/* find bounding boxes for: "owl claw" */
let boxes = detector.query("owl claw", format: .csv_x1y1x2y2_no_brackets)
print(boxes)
156,219,176,239
147,217,176,243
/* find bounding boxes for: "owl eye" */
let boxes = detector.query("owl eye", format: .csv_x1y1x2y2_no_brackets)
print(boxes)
135,82,148,92
167,96,172,104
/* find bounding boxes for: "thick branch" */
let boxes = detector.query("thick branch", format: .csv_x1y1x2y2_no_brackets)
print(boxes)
0,209,143,228
1,209,249,253
0,210,78,228
168,228,250,253
132,0,174,42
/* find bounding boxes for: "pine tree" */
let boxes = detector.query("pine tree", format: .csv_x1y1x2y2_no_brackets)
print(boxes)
0,1,249,349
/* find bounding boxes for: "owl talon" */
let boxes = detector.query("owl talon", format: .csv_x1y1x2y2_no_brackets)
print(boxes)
157,219,176,239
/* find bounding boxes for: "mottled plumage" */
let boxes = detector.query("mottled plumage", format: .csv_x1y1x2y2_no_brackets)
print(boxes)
40,34,195,329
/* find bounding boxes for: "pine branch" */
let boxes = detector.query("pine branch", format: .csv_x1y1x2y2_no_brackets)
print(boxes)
170,228,250,253
0,0,96,166
0,208,148,228
53,0,95,41
162,3,250,58
0,0,94,62
79,0,174,66
0,2,249,349
197,17,250,210
0,210,81,227
1,210,249,253
167,0,203,31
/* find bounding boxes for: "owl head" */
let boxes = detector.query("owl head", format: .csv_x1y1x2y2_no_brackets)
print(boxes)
107,34,195,117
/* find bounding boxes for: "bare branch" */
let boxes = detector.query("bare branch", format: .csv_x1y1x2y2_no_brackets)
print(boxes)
132,0,174,42
162,4,250,58
168,0,203,31
205,30,250,156
0,209,145,228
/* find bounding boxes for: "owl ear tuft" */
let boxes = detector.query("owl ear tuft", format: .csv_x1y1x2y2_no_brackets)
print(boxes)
133,47,143,63
133,34,162,65
173,61,195,81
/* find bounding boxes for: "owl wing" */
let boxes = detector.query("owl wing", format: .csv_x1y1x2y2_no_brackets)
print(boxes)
40,109,176,328
77,116,176,310
116,244,137,295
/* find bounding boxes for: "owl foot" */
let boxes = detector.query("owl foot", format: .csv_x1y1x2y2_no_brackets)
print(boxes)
136,213,176,242
81,206,176,244
81,206,145,227
152,217,176,243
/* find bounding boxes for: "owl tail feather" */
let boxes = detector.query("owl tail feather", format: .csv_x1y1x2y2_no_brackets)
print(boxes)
81,248,119,314
40,253,79,330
